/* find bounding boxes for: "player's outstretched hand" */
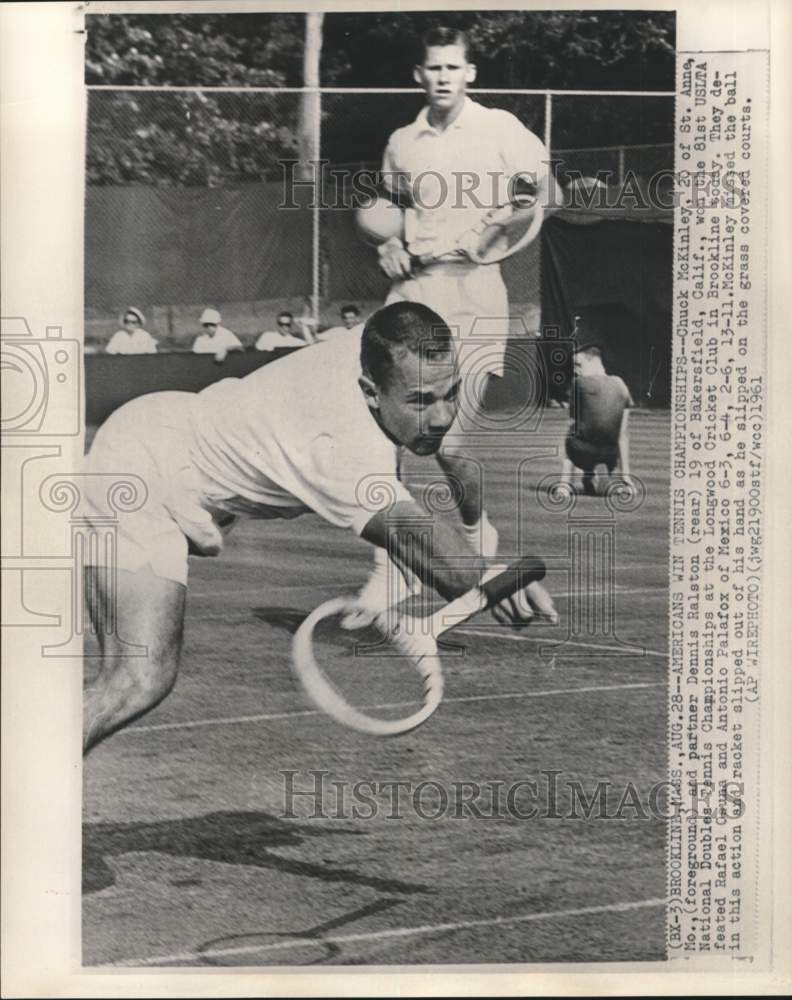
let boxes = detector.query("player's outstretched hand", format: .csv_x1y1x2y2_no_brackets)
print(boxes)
377,237,413,280
491,579,559,628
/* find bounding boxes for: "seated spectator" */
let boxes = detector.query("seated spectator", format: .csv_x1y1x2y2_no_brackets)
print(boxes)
106,308,158,355
339,304,361,330
192,308,244,363
255,310,308,351
316,304,363,342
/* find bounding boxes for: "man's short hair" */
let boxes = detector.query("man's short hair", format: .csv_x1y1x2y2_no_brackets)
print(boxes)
361,301,453,388
575,344,603,361
341,304,360,317
420,26,472,61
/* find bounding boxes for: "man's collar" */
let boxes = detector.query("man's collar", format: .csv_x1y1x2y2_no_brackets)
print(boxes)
415,96,475,134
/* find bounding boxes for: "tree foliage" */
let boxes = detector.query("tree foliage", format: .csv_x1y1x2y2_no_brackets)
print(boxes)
86,13,304,86
86,11,675,186
321,10,674,91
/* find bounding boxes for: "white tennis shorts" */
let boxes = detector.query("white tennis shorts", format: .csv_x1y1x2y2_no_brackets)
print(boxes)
83,392,232,586
386,259,509,378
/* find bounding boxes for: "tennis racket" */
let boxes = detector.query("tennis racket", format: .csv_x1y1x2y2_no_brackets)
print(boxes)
411,191,543,268
291,555,547,737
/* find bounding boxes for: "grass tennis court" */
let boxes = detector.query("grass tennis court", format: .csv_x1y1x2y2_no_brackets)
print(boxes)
83,408,669,967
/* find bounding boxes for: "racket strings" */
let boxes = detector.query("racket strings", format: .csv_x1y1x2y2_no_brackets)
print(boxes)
469,201,543,264
292,598,446,736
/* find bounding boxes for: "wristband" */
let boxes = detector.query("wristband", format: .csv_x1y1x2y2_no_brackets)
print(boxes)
377,236,405,258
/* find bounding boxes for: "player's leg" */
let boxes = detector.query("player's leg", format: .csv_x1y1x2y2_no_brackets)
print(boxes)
580,469,597,496
602,448,630,493
561,429,578,483
433,265,508,555
83,567,186,753
565,435,598,495
435,369,498,555
435,366,488,527
81,391,199,751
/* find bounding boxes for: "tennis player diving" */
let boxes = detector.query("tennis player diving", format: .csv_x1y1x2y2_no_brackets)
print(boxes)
82,302,557,753
349,25,551,627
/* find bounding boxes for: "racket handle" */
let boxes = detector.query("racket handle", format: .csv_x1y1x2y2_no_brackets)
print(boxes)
479,555,546,608
430,555,547,636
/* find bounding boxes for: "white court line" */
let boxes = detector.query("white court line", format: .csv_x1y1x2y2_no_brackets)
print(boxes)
455,627,667,658
106,896,666,967
190,614,669,658
121,681,663,735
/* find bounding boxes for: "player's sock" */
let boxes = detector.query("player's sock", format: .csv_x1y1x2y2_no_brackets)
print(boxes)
462,511,499,558
340,547,422,631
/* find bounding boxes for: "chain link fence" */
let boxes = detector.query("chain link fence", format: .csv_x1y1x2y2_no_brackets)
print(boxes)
85,87,673,351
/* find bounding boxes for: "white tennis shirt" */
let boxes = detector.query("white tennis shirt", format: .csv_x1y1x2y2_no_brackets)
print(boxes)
106,327,158,354
382,97,548,254
255,330,307,350
192,325,243,354
189,331,411,534
315,322,364,342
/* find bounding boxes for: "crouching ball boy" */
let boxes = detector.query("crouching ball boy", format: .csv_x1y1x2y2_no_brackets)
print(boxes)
562,345,634,496
82,302,557,753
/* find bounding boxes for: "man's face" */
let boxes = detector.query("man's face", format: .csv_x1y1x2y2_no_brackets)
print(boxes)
278,316,293,334
342,311,358,330
202,322,218,336
414,44,475,116
123,314,141,332
364,348,459,455
574,353,598,377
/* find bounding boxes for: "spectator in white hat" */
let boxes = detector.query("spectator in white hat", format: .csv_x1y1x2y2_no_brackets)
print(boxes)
106,308,158,355
192,308,243,363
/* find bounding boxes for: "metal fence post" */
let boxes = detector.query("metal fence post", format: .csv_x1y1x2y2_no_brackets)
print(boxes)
311,88,322,329
544,91,553,157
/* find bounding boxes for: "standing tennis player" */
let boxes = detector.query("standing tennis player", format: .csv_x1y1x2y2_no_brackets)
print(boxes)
347,25,550,625
82,302,557,753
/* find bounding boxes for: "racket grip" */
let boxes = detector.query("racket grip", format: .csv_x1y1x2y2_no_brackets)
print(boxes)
479,555,546,608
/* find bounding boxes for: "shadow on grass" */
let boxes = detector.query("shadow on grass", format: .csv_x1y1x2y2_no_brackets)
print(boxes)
252,605,309,635
194,897,407,966
252,605,385,650
84,810,430,896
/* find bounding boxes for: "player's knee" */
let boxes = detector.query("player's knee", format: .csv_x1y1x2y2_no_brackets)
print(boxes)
141,649,179,701
110,649,179,715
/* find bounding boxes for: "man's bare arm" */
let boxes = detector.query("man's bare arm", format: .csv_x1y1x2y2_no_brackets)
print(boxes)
361,501,481,601
362,501,558,626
